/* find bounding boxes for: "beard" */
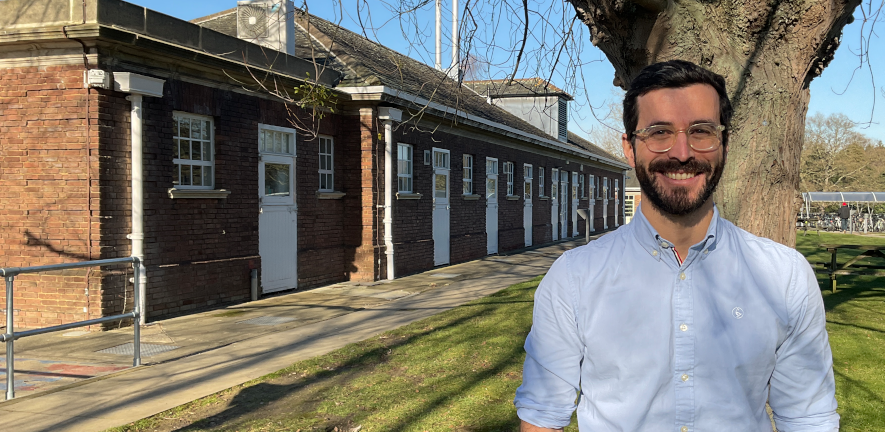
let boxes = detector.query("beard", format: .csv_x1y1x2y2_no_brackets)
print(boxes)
634,154,725,217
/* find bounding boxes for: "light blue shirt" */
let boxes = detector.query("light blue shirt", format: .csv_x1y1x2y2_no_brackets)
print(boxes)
515,205,838,431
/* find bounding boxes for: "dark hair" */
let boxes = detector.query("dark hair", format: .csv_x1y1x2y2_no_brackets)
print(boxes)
623,60,733,147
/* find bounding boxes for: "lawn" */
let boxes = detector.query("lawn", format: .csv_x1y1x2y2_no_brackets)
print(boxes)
797,232,885,431
109,231,885,432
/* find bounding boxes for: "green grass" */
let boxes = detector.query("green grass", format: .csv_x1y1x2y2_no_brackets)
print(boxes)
796,232,885,431
108,277,543,432
108,232,885,432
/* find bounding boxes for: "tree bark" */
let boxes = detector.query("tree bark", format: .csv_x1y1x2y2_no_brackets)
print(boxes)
568,0,860,246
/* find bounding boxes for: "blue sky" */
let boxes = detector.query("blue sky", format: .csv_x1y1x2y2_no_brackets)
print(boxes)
127,0,885,143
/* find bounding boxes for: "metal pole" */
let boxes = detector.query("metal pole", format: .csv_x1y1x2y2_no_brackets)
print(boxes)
132,260,141,367
6,275,15,400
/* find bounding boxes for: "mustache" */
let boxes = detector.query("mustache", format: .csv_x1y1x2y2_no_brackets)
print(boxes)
647,159,713,175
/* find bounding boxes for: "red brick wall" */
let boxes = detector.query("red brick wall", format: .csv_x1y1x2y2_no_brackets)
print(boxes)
0,64,106,329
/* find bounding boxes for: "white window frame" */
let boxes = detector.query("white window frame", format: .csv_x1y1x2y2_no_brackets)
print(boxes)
524,164,533,200
172,111,214,189
433,147,450,169
614,179,619,199
397,143,413,193
595,175,602,199
258,123,297,205
588,175,595,200
580,174,585,198
504,162,515,196
463,154,474,195
539,167,545,197
318,136,334,192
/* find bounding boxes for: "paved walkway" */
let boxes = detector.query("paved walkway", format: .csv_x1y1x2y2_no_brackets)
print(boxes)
0,236,601,432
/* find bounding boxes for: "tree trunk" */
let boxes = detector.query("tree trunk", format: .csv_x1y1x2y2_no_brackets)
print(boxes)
568,0,860,246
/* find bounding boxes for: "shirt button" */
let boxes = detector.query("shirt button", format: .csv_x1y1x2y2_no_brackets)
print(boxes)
679,272,686,280
652,250,658,256
681,374,689,382
680,323,688,332
704,249,709,254
660,242,669,248
681,427,688,432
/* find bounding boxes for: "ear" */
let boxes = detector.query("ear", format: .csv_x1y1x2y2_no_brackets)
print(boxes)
621,133,636,168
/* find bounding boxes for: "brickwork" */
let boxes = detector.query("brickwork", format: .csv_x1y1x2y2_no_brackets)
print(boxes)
0,62,625,328
0,65,104,329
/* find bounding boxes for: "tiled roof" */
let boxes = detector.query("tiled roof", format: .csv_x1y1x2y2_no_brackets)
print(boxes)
567,132,624,161
463,78,573,100
190,8,623,166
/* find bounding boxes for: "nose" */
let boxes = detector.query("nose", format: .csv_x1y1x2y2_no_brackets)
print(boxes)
666,130,694,161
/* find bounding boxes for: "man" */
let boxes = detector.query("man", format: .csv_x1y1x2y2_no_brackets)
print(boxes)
839,203,850,232
514,60,838,431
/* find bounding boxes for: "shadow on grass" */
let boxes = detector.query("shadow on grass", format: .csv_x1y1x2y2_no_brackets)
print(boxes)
160,283,535,432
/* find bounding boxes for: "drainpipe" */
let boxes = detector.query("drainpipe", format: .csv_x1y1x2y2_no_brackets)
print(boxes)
377,107,403,280
114,73,165,325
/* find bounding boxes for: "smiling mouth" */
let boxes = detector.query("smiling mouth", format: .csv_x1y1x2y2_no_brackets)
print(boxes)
663,172,698,180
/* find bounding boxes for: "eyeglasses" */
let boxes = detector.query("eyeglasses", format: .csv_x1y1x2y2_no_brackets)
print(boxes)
632,123,726,153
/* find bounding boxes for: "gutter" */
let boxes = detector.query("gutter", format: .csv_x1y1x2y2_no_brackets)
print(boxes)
377,107,403,280
338,86,631,170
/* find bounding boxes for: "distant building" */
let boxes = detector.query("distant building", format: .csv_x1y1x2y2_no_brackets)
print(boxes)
0,0,628,329
624,169,642,224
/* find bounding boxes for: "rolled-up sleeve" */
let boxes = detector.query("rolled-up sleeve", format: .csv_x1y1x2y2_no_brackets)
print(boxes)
514,254,584,429
770,253,840,431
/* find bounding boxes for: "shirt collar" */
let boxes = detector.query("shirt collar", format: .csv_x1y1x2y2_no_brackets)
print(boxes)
631,202,720,261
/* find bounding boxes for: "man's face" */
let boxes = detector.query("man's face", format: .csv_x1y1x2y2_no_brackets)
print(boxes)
621,84,727,217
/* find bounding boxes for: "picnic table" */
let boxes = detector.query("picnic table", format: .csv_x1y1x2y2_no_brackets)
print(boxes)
814,244,885,292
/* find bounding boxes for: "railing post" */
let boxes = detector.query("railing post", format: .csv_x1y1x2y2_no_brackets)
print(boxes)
132,258,141,367
6,275,15,400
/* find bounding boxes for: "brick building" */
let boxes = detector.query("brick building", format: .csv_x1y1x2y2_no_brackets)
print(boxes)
0,0,628,329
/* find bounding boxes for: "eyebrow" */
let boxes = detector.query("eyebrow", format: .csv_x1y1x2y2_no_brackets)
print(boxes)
642,119,719,128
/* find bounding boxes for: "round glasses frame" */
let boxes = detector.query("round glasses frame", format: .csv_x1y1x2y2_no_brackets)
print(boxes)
632,123,726,153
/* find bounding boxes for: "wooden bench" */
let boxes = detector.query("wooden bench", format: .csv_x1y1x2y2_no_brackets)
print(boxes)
814,244,885,292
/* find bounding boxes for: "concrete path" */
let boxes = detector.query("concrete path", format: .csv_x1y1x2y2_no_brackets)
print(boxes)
0,237,598,432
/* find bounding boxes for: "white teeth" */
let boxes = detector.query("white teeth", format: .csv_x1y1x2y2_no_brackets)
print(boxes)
665,172,697,180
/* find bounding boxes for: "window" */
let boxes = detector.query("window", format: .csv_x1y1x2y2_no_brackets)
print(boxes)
604,177,610,199
258,124,296,204
614,179,619,199
551,168,559,199
486,158,498,199
433,149,450,169
588,175,595,199
318,136,334,192
463,154,474,194
397,143,413,193
524,164,533,200
595,176,602,199
539,167,545,197
173,112,214,189
580,174,585,198
504,162,515,196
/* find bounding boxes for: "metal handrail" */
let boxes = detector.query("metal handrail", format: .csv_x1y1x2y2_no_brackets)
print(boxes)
2,256,142,400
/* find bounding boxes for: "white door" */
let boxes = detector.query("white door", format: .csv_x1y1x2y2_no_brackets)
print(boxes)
614,179,620,227
588,175,596,233
551,168,559,241
571,172,579,237
603,177,609,229
432,148,451,266
523,164,533,247
486,157,499,254
257,125,298,293
560,171,568,239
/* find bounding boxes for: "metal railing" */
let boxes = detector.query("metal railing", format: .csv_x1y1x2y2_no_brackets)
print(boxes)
1,257,142,400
